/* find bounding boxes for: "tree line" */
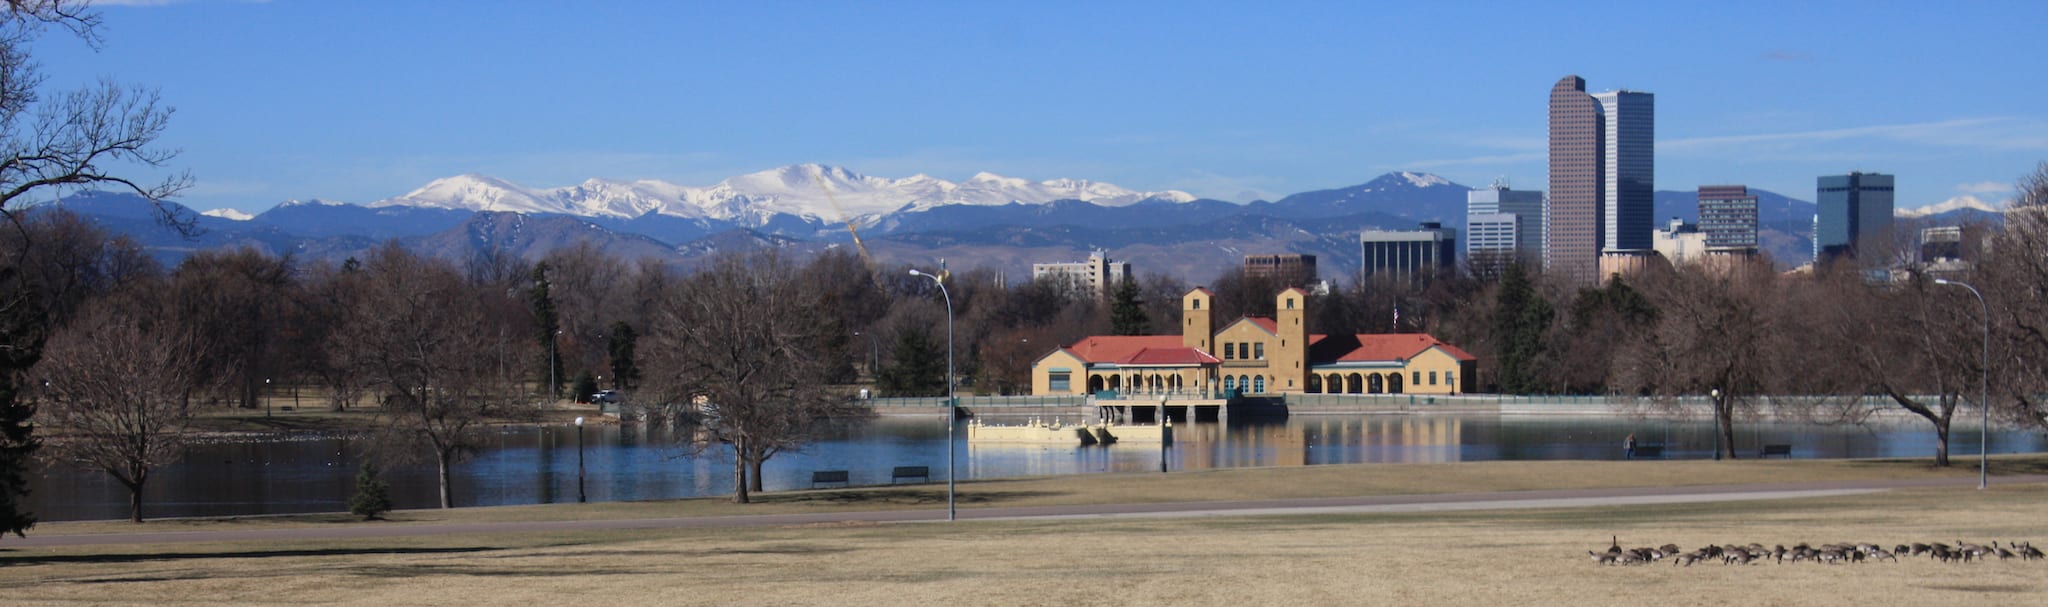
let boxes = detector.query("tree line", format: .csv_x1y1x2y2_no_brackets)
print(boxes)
9,159,2048,521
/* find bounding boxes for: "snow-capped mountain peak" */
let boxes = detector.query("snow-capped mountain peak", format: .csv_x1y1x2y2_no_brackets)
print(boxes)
379,173,560,214
1899,195,2005,218
276,198,352,208
362,164,1198,224
1397,171,1452,188
202,208,254,221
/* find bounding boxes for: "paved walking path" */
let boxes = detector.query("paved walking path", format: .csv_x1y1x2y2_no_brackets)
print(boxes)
13,475,2042,548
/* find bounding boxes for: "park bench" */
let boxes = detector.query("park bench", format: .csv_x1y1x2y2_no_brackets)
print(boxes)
1632,444,1665,459
891,466,930,484
811,470,850,488
1759,444,1793,458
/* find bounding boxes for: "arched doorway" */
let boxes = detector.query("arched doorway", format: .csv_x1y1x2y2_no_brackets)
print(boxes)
1088,375,1106,393
1387,372,1404,394
1345,373,1362,394
1306,374,1322,393
1252,375,1266,393
1367,373,1383,394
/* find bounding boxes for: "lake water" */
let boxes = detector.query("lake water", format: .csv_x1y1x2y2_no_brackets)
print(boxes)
25,414,2047,522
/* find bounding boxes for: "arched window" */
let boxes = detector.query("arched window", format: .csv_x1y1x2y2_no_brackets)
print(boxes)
1306,374,1322,393
1252,375,1266,393
1367,373,1383,394
1223,376,1236,392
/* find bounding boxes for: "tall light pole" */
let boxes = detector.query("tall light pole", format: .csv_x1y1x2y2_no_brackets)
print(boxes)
1933,278,1990,490
1159,395,1170,473
1710,388,1721,461
574,416,587,502
909,268,956,521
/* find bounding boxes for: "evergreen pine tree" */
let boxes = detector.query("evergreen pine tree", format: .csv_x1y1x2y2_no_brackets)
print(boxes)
348,461,393,521
529,263,562,398
1109,278,1150,336
877,325,947,396
1491,263,1552,394
570,372,598,404
606,321,640,391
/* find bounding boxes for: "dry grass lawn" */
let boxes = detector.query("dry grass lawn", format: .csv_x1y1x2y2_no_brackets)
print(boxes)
6,457,2048,605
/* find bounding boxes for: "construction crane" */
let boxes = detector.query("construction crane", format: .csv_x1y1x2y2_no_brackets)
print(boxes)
810,165,888,292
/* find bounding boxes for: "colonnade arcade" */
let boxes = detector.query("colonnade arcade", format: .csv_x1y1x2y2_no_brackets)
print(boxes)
1085,367,1219,398
1303,370,1405,394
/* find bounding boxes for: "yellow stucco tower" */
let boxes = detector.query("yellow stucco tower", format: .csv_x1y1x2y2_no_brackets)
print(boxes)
1181,288,1213,352
1272,287,1309,392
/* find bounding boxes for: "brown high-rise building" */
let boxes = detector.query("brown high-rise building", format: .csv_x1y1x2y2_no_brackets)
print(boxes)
1243,253,1317,287
1547,75,1603,285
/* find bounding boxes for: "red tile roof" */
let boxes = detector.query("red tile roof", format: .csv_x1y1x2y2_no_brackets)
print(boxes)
1232,316,1278,334
1062,335,1187,364
1310,333,1477,364
1122,347,1222,365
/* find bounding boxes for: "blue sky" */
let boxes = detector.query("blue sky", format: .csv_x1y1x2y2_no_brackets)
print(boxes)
43,0,2048,214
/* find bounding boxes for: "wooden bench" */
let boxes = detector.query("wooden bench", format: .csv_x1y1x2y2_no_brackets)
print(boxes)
1632,444,1665,459
1759,444,1793,458
811,470,849,488
891,466,930,484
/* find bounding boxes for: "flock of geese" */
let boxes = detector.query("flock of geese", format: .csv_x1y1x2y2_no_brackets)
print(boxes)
1589,536,2047,566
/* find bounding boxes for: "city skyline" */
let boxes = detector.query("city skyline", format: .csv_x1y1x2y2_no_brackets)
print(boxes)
36,2,2048,215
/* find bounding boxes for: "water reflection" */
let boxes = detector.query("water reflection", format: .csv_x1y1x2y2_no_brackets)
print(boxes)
25,414,2046,521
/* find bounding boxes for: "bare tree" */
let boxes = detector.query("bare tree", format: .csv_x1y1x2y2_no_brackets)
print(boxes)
1612,260,1778,459
336,244,533,508
641,251,868,504
1803,268,1981,465
31,288,198,522
169,248,294,410
0,0,184,540
296,258,368,411
1984,161,2048,428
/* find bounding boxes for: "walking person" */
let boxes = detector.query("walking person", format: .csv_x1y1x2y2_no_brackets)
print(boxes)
1624,433,1636,460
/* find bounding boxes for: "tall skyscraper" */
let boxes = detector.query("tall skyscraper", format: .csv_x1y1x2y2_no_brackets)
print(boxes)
1547,75,1654,284
1814,172,1895,263
1547,76,1602,285
1595,90,1654,253
1360,222,1458,284
1697,185,1759,252
1466,182,1545,277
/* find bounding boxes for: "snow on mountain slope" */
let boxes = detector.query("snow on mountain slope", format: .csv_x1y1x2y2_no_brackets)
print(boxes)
364,164,1198,225
373,174,561,214
1898,195,2004,218
202,208,254,221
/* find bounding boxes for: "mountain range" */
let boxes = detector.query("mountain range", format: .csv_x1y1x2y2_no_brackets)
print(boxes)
42,164,1998,283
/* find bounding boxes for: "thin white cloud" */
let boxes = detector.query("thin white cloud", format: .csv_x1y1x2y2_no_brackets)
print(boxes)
1399,151,1544,170
1956,181,2011,195
1663,117,2048,152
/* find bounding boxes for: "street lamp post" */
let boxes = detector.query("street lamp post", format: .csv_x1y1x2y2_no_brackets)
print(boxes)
264,378,272,418
575,416,587,503
1934,278,1990,490
909,268,956,521
1710,388,1721,461
1159,395,1170,473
